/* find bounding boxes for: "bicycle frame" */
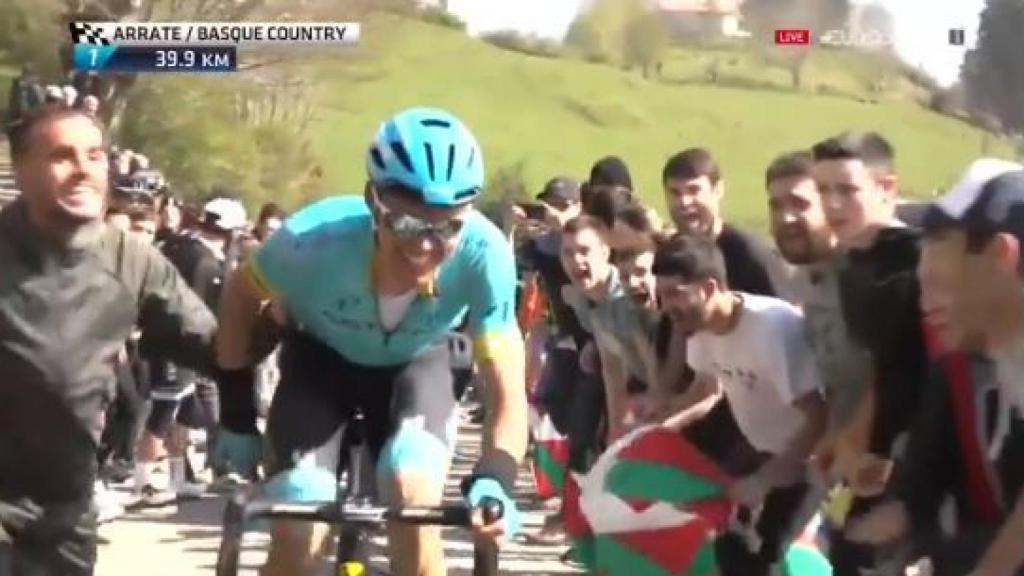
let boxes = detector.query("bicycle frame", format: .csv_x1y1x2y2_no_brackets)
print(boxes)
215,490,500,576
216,411,501,576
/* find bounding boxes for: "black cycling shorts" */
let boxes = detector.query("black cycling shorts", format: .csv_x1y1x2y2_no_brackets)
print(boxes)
265,331,458,501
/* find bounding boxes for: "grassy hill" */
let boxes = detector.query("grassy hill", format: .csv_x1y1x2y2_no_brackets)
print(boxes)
306,14,1014,230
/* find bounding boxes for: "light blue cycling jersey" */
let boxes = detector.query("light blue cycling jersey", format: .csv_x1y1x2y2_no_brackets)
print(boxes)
248,195,519,367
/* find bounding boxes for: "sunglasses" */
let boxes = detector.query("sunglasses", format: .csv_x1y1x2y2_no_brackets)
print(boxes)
373,191,464,242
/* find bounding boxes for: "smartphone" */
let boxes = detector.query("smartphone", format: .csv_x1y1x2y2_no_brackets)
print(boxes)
519,202,547,220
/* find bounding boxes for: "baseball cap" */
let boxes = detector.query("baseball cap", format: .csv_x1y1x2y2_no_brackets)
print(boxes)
202,197,248,231
895,201,929,229
536,176,581,205
921,158,1024,240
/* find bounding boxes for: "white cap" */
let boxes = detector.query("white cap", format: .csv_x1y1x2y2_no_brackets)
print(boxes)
203,198,248,231
934,158,1024,220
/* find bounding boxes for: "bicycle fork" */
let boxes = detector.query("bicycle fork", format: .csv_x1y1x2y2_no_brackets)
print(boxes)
337,410,375,575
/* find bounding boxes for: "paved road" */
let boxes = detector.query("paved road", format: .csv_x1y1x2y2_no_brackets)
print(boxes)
96,415,583,575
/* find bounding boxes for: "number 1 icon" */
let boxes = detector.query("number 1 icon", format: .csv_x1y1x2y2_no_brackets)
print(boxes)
90,48,99,67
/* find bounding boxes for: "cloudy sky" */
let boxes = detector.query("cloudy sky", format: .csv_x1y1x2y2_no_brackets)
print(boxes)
441,0,987,87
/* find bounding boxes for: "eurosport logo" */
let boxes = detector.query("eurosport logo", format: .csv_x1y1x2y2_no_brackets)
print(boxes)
817,28,894,48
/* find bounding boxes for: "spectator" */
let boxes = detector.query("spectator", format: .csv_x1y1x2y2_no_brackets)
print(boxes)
588,155,633,191
254,201,287,242
811,131,929,574
81,95,100,117
5,65,45,127
507,177,592,544
560,216,660,444
763,150,872,461
660,147,777,478
662,147,778,296
845,159,1024,576
138,196,250,499
44,84,64,104
652,233,826,576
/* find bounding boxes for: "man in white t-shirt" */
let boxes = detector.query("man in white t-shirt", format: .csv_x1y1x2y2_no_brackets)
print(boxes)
653,232,826,575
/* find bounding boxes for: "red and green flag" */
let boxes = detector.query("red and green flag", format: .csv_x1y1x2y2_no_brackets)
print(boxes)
530,409,570,501
568,426,735,576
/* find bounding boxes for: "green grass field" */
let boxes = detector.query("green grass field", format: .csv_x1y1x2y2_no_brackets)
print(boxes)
304,15,1015,231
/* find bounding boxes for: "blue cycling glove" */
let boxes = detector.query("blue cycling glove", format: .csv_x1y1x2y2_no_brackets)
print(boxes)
466,477,521,540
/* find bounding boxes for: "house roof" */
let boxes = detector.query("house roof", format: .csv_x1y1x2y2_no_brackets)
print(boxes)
655,0,742,16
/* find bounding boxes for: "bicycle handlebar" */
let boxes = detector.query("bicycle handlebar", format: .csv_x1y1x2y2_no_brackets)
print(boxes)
216,490,502,576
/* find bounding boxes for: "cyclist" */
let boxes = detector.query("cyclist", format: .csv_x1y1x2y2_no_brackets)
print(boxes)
214,107,527,576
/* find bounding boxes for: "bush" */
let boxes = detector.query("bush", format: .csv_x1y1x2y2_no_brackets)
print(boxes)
414,5,466,31
117,76,322,208
564,15,606,62
485,160,529,204
482,30,561,59
928,85,965,116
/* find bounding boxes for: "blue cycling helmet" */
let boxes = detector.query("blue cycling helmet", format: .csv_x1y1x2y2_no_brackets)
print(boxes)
366,107,483,207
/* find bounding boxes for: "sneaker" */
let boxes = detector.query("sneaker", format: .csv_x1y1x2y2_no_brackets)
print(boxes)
93,481,125,524
175,481,207,500
136,484,177,508
208,472,251,494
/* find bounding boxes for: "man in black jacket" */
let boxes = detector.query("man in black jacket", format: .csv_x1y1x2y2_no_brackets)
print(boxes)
0,104,217,575
848,159,1024,576
809,131,930,574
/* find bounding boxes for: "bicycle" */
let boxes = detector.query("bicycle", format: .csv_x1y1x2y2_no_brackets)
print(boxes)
216,409,503,576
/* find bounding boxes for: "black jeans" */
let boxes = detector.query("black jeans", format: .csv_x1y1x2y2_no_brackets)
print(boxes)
97,359,148,467
562,368,605,473
716,482,811,575
0,498,96,576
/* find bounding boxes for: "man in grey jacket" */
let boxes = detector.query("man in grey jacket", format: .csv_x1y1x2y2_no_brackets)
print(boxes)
0,104,218,575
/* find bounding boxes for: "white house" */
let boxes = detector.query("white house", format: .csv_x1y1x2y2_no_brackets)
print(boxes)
654,0,749,40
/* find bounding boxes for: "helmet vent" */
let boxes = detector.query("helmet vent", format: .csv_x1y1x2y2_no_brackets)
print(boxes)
389,140,414,173
454,188,477,201
446,144,455,181
370,146,386,171
466,147,475,170
420,118,451,128
424,142,436,181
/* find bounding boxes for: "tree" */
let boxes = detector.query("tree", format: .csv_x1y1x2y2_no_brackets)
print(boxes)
742,0,850,43
962,0,1024,134
564,14,606,62
575,0,648,65
622,11,668,77
857,2,894,39
741,0,837,89
0,0,65,76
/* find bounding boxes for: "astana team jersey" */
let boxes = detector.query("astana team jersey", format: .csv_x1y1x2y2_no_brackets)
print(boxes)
247,195,520,367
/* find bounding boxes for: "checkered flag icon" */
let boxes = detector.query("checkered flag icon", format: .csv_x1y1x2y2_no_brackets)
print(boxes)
69,22,110,46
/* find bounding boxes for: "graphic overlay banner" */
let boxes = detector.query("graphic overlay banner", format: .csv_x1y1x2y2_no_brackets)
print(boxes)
70,21,359,73
73,44,235,73
69,21,360,46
